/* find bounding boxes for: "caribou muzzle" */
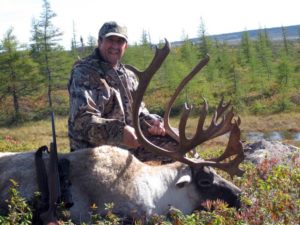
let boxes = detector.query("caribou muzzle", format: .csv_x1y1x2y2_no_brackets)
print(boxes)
193,166,241,210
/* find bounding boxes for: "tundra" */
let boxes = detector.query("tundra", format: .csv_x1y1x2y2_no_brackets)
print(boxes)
0,40,244,224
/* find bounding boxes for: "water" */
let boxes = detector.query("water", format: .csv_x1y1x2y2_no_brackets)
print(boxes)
243,131,300,143
292,133,300,141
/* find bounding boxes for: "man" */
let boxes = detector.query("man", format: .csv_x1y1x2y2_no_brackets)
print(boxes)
68,21,177,162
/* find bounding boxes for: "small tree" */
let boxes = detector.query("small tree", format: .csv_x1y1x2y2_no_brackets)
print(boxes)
70,20,80,58
86,35,97,55
255,28,273,80
239,30,256,69
197,17,212,58
30,0,64,109
0,28,39,123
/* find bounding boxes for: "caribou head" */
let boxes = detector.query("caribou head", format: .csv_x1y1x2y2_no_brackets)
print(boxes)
126,39,244,208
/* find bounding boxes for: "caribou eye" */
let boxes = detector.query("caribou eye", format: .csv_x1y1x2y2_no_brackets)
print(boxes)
197,179,213,188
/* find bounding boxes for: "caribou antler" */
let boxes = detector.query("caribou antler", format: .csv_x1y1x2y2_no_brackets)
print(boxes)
127,39,244,178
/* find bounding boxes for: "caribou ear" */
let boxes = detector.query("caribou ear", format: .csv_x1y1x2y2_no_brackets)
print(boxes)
176,174,192,188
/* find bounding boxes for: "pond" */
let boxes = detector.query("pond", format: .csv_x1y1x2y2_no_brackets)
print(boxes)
242,131,300,143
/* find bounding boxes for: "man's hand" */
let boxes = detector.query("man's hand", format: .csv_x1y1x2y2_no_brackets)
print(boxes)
122,119,165,149
148,119,166,136
122,125,141,149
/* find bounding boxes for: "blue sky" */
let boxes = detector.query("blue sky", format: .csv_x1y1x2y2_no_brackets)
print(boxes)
1,0,299,50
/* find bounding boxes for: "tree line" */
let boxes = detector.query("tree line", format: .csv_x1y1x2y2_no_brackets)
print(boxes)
0,0,300,125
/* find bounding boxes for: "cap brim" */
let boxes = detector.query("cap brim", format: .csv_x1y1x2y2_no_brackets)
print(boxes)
104,32,128,42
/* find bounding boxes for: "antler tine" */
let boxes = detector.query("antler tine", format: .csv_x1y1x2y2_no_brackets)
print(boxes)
190,121,245,178
209,116,242,162
215,97,231,121
178,102,194,146
177,98,207,153
176,98,235,155
164,55,210,142
208,105,235,139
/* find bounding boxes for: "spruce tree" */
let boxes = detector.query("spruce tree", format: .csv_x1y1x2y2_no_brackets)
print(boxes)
0,28,39,122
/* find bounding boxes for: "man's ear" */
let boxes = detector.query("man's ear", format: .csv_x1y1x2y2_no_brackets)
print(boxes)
98,38,103,46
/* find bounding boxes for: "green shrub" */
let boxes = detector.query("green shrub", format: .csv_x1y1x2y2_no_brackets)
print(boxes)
250,100,268,114
0,180,32,225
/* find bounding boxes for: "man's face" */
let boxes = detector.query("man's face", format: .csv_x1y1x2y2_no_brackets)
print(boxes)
98,36,128,67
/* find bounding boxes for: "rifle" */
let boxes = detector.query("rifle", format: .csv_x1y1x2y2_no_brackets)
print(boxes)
40,111,61,225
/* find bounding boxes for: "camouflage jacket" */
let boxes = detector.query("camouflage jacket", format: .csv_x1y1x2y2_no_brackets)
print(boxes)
68,48,158,151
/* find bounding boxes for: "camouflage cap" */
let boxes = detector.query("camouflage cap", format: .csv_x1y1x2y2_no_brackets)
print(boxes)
98,21,128,42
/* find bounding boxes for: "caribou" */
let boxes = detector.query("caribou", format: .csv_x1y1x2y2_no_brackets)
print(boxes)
0,40,244,224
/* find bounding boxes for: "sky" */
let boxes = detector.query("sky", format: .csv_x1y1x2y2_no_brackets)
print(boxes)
1,0,299,50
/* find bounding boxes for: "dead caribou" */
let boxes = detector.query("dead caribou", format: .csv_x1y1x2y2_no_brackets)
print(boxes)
0,40,244,224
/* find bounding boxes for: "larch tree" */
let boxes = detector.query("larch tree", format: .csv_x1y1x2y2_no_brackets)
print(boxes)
255,28,273,81
30,0,64,109
277,26,293,86
239,30,256,68
197,18,217,84
197,17,211,58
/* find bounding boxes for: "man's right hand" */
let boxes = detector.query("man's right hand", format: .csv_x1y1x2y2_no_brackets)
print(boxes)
122,125,141,149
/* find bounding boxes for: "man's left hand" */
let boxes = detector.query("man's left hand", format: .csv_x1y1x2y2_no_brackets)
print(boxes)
148,120,166,136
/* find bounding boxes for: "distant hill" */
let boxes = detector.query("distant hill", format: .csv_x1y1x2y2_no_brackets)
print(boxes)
171,24,300,46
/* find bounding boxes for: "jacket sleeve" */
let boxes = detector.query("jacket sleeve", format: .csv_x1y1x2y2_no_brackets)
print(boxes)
68,66,126,147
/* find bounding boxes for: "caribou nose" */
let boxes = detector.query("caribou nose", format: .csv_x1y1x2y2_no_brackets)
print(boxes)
215,179,242,209
235,187,242,209
224,189,242,209
228,189,242,209
228,186,242,209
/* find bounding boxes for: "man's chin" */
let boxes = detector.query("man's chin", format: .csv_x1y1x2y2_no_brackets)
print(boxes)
108,57,120,66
